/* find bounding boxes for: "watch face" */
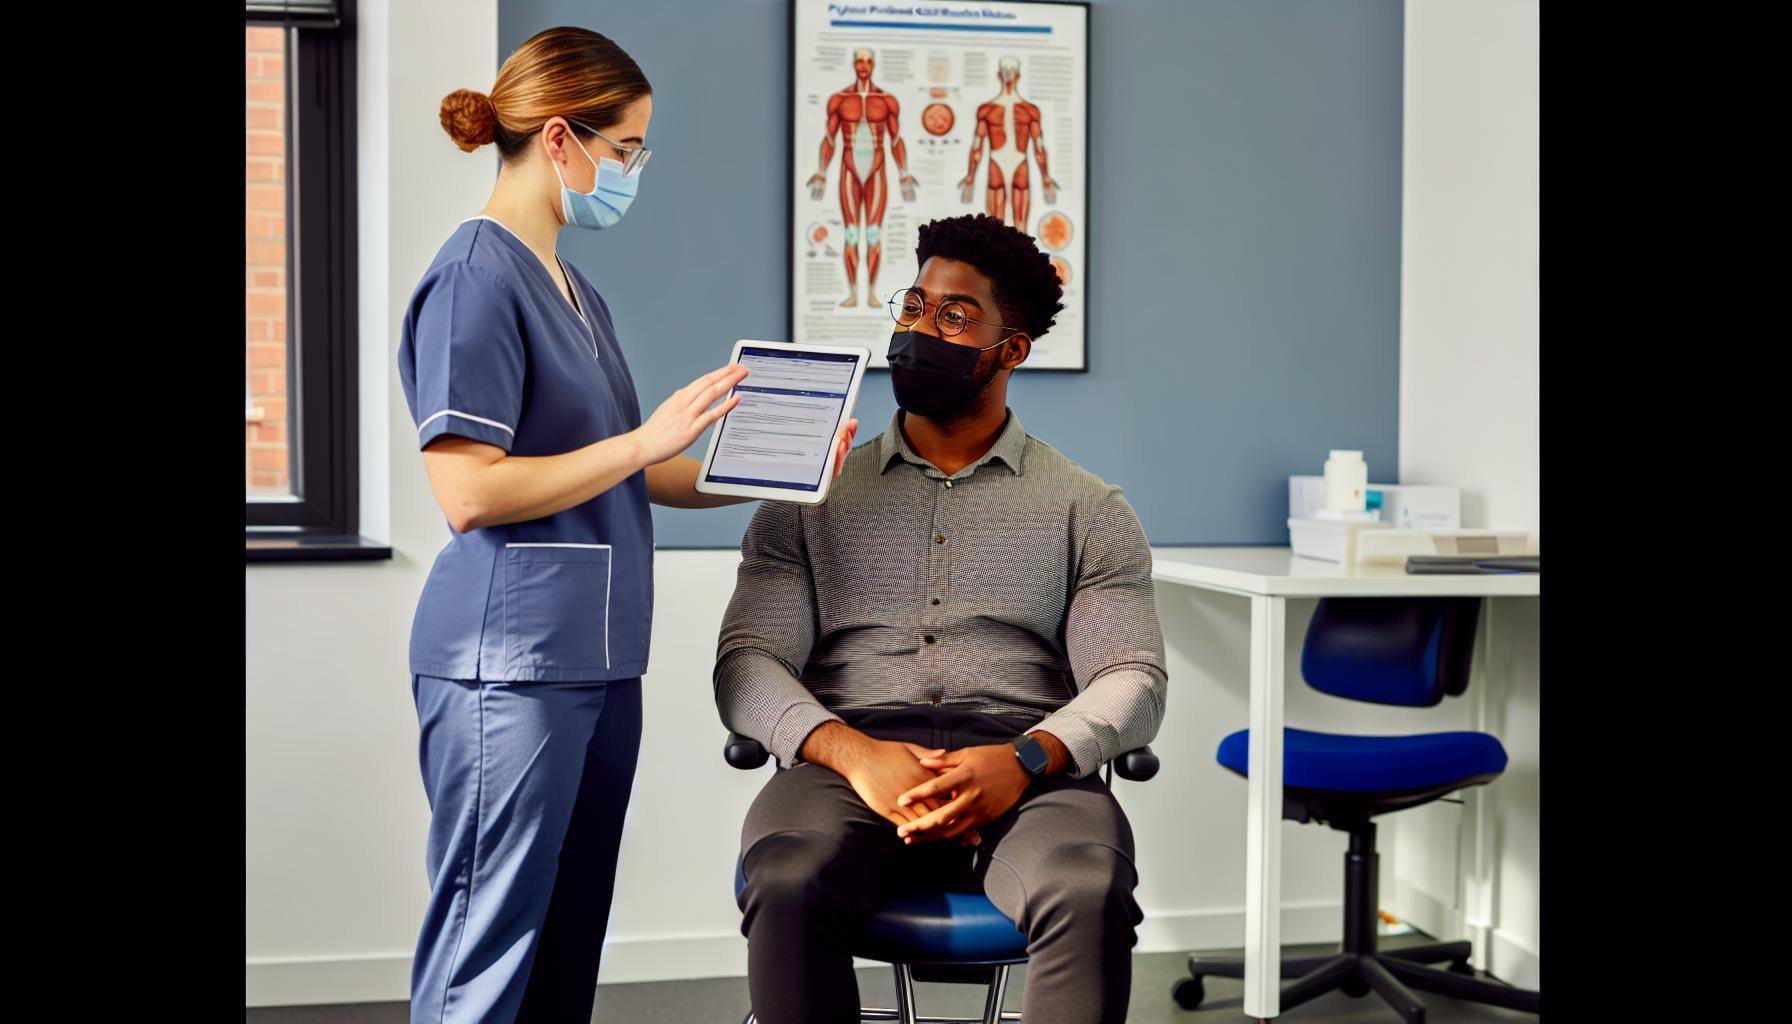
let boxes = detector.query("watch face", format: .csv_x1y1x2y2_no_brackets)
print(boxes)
1015,736,1050,775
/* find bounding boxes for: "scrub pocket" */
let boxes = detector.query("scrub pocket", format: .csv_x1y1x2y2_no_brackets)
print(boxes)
502,543,613,675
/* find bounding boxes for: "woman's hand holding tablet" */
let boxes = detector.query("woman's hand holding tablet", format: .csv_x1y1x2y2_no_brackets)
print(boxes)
694,340,872,505
632,363,751,465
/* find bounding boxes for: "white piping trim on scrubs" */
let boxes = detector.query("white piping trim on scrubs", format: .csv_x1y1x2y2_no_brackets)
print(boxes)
418,409,515,436
461,214,595,339
555,253,601,360
505,542,613,669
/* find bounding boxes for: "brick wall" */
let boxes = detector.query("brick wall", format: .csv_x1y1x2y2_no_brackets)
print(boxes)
246,25,289,496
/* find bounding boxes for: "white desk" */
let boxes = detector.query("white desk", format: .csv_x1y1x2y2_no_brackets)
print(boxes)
1150,546,1539,1020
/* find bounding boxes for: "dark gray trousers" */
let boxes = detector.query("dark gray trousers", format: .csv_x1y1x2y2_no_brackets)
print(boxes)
737,706,1143,1024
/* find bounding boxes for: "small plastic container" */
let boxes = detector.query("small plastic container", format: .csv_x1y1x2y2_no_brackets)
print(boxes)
1323,450,1368,512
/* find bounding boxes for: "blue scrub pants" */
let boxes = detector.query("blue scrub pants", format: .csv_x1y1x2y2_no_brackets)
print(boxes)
409,674,642,1024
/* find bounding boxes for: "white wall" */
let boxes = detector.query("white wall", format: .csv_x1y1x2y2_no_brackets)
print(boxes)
1392,0,1540,991
1399,0,1540,535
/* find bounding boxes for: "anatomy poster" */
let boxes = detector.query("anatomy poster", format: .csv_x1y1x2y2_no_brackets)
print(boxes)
791,0,1090,370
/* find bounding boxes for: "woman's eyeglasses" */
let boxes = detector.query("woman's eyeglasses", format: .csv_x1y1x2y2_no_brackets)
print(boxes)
570,119,651,175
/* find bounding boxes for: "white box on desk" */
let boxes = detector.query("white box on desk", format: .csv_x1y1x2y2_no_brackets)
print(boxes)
1372,484,1461,530
1287,517,1389,563
1289,476,1460,530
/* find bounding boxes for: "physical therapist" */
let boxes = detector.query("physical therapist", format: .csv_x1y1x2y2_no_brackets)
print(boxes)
396,26,857,1024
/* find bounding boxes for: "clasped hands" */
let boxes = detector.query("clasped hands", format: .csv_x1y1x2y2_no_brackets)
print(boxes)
809,723,1038,848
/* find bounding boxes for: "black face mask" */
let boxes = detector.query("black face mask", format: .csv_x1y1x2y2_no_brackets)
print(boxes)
887,330,1011,421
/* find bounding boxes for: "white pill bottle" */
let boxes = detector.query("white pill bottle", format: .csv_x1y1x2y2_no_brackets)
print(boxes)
1322,449,1368,513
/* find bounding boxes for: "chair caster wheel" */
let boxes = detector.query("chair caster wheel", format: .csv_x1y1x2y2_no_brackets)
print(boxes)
1172,976,1206,1009
1341,975,1371,998
1448,958,1476,976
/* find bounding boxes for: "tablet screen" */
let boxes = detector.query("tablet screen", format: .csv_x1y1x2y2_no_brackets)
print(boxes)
703,345,861,492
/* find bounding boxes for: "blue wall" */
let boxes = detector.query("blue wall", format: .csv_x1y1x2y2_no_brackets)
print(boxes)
498,0,1403,547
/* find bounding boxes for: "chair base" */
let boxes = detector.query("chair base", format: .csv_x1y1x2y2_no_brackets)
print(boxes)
1175,947,1540,1023
1172,818,1538,1022
743,962,1022,1024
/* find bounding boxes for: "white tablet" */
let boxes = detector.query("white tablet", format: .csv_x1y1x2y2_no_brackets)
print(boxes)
694,340,871,504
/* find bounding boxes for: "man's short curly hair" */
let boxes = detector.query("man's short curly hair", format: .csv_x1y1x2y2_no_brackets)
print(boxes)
914,213,1064,340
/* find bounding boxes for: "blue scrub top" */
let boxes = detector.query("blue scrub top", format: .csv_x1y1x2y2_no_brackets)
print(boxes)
398,217,653,682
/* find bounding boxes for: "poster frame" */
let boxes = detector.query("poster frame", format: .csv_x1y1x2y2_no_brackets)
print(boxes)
786,0,1093,373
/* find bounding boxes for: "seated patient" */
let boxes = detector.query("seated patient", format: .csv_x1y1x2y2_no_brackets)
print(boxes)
715,213,1167,1024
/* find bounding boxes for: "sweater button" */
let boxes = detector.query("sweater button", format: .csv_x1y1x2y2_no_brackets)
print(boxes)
923,634,936,644
934,534,946,545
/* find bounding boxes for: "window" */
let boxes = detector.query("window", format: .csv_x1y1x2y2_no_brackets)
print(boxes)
245,1,369,555
245,23,290,498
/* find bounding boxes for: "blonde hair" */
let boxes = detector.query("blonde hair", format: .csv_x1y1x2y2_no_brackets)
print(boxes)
440,26,650,160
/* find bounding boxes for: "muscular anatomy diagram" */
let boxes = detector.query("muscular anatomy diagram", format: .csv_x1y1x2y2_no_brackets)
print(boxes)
958,56,1061,237
807,48,919,307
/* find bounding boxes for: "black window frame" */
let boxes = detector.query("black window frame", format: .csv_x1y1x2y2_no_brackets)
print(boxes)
244,0,366,553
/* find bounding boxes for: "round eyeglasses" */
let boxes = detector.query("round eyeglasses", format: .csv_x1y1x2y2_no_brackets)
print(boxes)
569,118,652,175
887,288,1010,338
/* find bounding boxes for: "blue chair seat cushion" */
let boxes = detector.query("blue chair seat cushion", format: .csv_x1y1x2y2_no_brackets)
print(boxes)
735,861,1028,964
1216,727,1507,793
854,890,1029,964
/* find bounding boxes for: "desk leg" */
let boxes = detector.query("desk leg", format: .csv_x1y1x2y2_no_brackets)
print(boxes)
1243,595,1286,1020
1459,599,1506,971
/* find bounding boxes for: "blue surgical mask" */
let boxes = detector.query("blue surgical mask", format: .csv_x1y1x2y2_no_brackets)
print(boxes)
553,131,640,230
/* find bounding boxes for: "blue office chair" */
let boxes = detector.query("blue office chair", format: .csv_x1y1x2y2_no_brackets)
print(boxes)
1174,597,1540,1023
724,732,1159,1024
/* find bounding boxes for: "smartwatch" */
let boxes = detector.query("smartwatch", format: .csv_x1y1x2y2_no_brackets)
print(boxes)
1012,733,1051,777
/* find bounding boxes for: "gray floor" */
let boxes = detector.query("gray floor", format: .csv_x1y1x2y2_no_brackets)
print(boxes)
246,935,1537,1023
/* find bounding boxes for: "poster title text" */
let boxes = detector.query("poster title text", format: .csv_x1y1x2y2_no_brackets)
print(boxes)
826,4,1021,21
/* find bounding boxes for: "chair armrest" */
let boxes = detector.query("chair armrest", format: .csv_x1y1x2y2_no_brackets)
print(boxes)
724,732,770,770
1112,745,1159,782
729,732,1157,779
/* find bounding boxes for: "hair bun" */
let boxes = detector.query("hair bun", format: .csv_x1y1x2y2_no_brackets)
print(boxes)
440,89,498,151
